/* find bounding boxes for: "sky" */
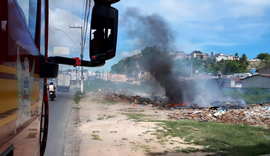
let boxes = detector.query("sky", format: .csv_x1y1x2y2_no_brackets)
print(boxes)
48,0,270,72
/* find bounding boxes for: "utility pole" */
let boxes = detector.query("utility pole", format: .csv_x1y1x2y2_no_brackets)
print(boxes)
69,25,84,93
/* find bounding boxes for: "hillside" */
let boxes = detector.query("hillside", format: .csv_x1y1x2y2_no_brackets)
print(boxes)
110,48,189,76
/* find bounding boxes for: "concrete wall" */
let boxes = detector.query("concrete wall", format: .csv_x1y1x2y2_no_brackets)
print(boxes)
111,74,126,82
242,76,270,88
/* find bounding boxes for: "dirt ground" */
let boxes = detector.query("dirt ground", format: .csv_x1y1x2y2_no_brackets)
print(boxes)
66,92,212,156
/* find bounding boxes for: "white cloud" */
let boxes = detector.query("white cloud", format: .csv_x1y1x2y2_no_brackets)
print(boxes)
120,49,141,57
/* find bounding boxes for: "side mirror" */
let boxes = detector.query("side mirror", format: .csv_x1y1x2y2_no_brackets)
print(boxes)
90,4,118,62
40,55,59,78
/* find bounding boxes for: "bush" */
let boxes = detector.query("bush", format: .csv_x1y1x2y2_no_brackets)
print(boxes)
73,91,85,104
244,87,265,95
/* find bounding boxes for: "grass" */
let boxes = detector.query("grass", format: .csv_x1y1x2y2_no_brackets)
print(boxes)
91,134,102,141
110,131,117,133
83,79,153,93
131,142,152,153
102,100,117,105
97,114,116,120
152,120,270,156
122,113,150,121
73,91,85,104
222,87,270,103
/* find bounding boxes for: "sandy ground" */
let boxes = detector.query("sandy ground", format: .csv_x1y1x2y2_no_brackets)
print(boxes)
66,92,211,156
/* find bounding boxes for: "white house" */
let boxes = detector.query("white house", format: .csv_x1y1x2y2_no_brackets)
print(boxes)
233,73,252,79
215,53,234,61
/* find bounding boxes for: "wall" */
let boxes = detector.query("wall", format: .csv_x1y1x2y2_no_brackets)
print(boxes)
258,66,270,74
242,76,270,88
111,74,127,82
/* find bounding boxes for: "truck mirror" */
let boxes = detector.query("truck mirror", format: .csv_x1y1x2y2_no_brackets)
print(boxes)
40,55,59,78
90,4,118,62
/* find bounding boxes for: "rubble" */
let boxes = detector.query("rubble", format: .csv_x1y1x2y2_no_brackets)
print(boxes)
103,92,270,125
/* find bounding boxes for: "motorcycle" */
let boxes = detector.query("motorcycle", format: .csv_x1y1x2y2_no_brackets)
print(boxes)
49,91,55,101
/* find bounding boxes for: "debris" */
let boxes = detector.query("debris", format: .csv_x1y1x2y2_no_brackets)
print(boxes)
103,92,270,125
213,108,226,118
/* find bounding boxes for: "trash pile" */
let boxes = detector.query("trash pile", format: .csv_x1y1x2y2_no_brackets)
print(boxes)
168,105,270,125
104,93,270,125
104,93,187,107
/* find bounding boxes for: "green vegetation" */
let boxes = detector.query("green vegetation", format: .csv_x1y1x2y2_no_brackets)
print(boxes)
147,120,270,156
110,46,255,77
83,79,152,92
122,112,270,155
91,134,102,141
131,142,152,152
97,114,116,120
102,100,117,105
73,90,85,104
222,87,270,103
122,113,150,121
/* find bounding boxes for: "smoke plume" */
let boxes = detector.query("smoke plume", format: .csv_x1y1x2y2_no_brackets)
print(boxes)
121,8,185,102
121,8,223,105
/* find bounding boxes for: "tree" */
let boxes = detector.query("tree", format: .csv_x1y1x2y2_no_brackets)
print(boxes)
234,52,238,57
240,53,248,62
256,53,270,61
210,51,214,59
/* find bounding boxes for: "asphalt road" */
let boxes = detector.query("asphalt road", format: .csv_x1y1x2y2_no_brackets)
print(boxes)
44,90,76,156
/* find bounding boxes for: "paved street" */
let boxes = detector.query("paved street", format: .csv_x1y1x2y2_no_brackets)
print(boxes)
44,90,75,156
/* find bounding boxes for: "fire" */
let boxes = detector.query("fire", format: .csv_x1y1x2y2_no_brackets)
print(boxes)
166,101,186,107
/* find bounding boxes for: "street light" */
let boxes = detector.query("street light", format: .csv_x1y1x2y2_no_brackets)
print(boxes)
54,28,80,50
54,28,84,93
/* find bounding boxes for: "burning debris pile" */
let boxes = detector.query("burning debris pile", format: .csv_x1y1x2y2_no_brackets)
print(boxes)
105,93,186,107
104,93,270,125
168,104,270,125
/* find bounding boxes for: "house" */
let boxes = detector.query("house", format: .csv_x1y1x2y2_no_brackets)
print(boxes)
214,78,242,88
233,56,239,60
190,51,208,60
233,73,252,79
242,74,270,88
215,53,234,61
102,73,112,81
138,71,152,80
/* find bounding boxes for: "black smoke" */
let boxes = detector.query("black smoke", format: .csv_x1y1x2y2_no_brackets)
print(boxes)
121,8,188,102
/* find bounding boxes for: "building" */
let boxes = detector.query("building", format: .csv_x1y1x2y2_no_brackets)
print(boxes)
215,53,234,61
233,56,239,60
258,66,270,74
102,73,112,81
233,73,252,79
110,74,126,82
189,51,208,60
221,78,242,88
249,58,261,62
242,74,270,88
138,71,152,80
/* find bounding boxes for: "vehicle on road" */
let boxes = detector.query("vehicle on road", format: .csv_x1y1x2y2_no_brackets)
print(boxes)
49,91,55,101
0,0,120,155
57,74,71,92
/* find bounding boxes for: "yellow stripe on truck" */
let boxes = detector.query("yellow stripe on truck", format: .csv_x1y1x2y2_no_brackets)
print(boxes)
0,79,18,114
0,103,39,127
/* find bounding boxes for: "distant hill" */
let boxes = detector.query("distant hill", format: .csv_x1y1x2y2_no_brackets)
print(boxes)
110,48,190,76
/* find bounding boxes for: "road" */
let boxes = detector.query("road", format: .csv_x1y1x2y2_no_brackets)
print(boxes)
44,90,76,156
